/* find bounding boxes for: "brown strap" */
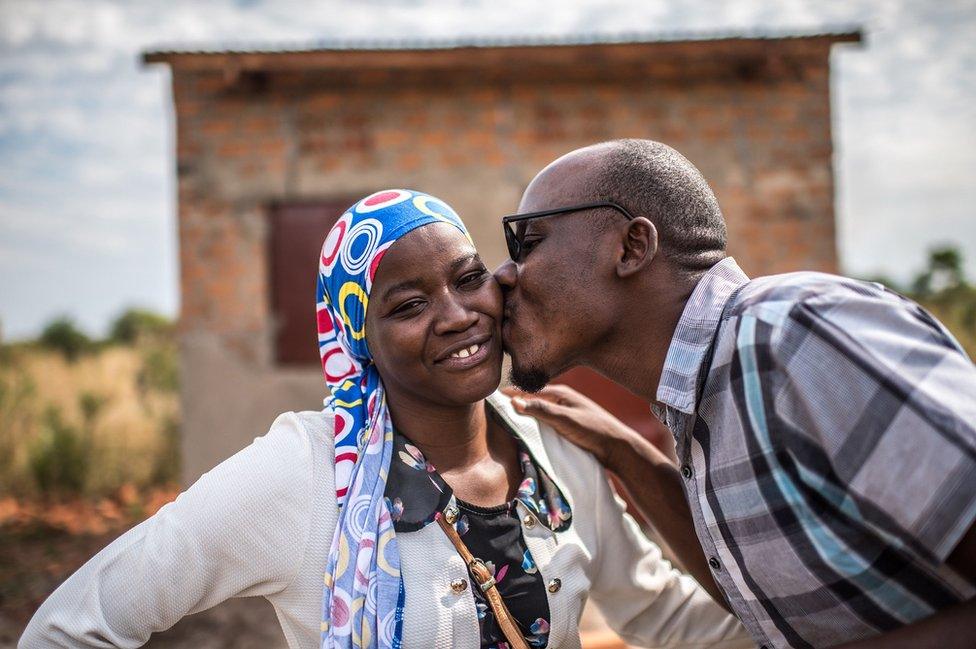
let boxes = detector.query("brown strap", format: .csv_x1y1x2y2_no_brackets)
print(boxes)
436,512,530,649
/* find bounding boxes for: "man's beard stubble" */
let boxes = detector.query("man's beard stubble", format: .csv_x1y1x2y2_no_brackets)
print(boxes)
508,364,550,393
503,300,551,392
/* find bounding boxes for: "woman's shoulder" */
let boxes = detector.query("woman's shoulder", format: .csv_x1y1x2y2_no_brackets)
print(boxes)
282,409,335,457
243,410,334,467
487,391,602,480
186,410,335,515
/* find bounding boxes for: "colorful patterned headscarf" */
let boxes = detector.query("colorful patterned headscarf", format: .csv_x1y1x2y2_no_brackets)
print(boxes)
316,189,470,649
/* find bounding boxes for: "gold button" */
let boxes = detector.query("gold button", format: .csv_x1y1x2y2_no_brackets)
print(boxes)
522,514,536,528
445,506,459,524
547,578,561,593
450,578,468,594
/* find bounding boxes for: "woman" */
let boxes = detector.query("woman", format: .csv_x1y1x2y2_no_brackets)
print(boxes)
21,190,750,648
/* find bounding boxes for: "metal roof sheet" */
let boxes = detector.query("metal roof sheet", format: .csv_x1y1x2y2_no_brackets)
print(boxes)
143,26,862,58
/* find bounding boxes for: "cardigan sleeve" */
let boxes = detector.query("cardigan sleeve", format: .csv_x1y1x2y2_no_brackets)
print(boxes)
588,463,754,649
19,412,316,649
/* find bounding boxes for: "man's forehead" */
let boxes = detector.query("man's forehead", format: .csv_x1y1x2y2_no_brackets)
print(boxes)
519,150,604,212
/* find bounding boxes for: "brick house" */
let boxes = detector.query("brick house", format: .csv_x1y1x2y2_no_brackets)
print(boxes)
145,30,861,483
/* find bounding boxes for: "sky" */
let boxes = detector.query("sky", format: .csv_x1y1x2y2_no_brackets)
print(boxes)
1,0,974,340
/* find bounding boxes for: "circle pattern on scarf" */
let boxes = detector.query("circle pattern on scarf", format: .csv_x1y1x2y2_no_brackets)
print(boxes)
321,344,357,383
340,219,383,276
321,212,352,277
356,189,412,213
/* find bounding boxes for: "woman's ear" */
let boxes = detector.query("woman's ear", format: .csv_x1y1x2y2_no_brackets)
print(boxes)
616,217,657,278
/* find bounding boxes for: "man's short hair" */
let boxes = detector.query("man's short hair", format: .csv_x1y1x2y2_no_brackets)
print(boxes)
592,139,727,270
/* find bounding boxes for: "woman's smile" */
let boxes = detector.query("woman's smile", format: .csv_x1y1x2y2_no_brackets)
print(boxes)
434,331,494,371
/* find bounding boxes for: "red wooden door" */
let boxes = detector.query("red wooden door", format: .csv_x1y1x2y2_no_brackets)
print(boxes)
269,200,355,365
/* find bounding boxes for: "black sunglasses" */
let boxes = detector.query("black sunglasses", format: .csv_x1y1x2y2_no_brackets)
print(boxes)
501,201,635,261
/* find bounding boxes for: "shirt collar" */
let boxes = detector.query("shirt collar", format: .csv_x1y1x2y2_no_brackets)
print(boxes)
384,398,572,533
655,257,749,415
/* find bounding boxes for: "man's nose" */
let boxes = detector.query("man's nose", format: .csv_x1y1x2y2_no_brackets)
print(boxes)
493,259,518,291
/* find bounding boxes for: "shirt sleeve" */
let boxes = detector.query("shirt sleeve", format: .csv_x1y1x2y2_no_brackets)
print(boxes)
588,462,754,649
19,412,315,649
767,285,976,564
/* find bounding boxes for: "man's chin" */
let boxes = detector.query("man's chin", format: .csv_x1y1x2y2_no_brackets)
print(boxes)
508,364,551,393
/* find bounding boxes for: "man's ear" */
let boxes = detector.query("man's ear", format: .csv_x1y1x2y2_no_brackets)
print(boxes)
616,217,657,278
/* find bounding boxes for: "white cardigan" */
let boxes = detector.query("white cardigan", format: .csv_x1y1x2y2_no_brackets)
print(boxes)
20,392,752,649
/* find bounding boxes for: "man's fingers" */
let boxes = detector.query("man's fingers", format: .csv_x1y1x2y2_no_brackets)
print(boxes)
539,383,576,397
511,395,569,422
500,385,522,398
505,385,565,405
536,383,599,409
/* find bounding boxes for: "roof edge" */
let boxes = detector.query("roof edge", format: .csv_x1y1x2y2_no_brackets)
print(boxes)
143,27,863,64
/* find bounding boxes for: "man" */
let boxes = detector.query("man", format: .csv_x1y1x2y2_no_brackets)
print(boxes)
494,139,976,648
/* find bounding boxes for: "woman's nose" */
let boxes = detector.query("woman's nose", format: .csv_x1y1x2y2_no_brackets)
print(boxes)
433,295,479,335
493,259,518,291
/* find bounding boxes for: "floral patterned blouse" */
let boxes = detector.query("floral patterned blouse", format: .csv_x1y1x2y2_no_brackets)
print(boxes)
384,405,573,648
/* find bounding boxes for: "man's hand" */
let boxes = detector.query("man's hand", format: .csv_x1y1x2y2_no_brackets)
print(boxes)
503,384,667,470
504,383,732,611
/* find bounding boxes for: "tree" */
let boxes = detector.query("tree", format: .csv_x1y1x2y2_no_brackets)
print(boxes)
912,246,967,297
38,316,93,362
108,308,173,345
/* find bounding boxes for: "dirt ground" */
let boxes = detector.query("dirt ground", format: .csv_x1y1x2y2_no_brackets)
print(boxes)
0,512,288,648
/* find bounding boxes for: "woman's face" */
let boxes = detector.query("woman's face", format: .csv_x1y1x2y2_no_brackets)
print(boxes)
364,222,503,410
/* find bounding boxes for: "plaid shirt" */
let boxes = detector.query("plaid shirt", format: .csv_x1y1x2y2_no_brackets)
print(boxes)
653,257,976,648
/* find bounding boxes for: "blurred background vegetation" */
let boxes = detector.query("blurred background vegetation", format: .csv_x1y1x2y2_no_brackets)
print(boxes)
0,307,179,501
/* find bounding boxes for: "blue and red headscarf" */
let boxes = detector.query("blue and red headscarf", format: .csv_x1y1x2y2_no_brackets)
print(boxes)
315,189,469,648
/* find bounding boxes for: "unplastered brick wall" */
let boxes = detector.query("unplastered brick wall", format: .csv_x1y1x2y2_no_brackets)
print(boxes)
169,40,840,365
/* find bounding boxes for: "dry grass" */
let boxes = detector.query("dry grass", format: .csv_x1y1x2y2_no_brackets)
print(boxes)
0,343,179,498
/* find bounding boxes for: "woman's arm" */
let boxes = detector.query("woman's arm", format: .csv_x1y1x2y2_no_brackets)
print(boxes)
19,412,316,648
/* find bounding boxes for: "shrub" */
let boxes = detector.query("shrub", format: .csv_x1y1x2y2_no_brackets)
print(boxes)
38,317,93,362
138,345,179,393
150,415,182,485
29,406,91,497
79,391,107,428
0,369,36,493
109,309,174,345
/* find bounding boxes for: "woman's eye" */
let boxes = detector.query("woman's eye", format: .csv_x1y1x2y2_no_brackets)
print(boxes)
459,268,489,287
391,300,424,316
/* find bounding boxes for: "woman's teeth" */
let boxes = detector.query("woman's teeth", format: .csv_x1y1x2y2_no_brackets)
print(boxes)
451,343,481,359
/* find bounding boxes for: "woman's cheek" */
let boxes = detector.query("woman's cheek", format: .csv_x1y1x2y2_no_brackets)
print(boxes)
479,282,504,319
